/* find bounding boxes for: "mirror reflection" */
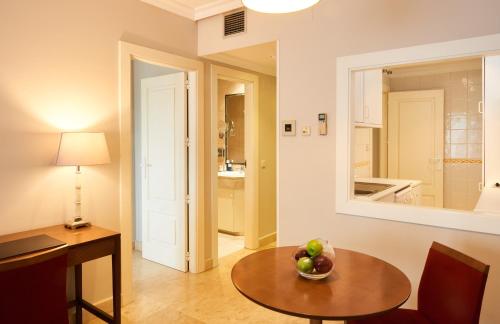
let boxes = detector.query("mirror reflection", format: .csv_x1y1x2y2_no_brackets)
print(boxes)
352,57,483,211
225,94,245,164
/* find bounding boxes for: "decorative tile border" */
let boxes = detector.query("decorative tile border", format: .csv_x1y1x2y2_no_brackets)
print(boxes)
444,158,482,164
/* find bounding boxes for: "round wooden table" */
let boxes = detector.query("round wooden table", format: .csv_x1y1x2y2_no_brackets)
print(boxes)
231,247,411,323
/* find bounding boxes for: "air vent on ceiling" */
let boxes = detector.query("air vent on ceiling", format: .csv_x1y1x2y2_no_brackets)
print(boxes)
224,10,246,37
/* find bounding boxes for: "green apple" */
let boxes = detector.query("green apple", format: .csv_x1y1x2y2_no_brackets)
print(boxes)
297,257,314,274
306,240,323,258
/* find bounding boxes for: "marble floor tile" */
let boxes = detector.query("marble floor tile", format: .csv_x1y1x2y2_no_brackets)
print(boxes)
88,247,341,324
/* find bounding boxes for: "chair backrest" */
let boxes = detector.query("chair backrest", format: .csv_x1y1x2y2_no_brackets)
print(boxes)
0,245,69,324
418,242,489,324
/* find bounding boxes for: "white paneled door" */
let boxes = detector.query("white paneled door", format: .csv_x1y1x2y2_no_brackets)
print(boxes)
141,72,188,272
388,90,444,207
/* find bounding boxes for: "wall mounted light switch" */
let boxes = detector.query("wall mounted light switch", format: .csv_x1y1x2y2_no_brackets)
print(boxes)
282,120,296,136
319,113,328,135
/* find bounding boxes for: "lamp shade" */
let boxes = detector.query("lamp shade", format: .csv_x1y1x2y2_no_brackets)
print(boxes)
242,0,320,13
56,132,111,166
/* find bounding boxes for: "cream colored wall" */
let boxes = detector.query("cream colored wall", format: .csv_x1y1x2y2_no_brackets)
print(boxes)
0,0,197,305
258,74,277,240
198,1,500,322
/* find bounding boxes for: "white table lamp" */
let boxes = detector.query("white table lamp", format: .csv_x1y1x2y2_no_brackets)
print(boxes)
56,132,111,229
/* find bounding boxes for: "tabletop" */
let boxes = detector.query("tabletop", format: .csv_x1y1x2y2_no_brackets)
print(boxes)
231,246,411,321
0,225,120,266
0,225,119,246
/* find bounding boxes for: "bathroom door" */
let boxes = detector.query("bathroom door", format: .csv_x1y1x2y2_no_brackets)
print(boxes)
140,72,188,272
388,90,444,207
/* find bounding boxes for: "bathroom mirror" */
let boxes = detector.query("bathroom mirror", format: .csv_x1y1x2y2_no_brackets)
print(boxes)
225,94,245,163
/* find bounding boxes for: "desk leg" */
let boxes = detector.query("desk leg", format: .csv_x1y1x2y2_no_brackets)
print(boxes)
75,264,83,324
310,319,322,324
112,237,121,324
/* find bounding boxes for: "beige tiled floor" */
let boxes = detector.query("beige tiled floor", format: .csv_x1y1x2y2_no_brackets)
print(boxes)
218,232,245,258
89,247,340,324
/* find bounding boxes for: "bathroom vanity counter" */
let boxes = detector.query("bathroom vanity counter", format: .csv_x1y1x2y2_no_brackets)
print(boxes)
218,170,245,179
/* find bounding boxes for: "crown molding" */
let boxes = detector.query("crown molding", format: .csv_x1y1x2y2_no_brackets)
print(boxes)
142,0,194,19
194,0,243,20
141,0,243,21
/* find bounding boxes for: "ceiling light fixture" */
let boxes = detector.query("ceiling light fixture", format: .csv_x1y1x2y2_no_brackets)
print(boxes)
242,0,320,14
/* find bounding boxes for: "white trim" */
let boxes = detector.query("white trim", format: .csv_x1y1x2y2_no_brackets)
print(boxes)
336,33,500,235
141,0,194,20
210,64,260,267
206,52,276,76
119,41,205,305
141,0,242,21
195,0,243,20
275,41,280,245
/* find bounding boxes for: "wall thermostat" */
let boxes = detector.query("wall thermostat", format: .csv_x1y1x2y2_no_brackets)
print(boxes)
282,120,296,136
318,113,327,135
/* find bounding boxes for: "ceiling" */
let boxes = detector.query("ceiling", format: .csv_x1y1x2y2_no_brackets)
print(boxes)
141,0,243,21
205,42,277,76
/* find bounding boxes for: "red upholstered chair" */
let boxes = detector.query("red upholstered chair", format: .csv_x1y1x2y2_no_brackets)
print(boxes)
0,246,69,324
348,242,490,324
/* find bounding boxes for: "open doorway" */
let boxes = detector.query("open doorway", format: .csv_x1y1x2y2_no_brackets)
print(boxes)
206,42,278,264
119,42,205,304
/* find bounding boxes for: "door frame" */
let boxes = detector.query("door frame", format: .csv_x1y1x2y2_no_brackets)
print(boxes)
119,41,205,305
210,64,260,267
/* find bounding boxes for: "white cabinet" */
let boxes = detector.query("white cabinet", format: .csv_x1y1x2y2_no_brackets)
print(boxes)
218,178,245,235
353,69,383,128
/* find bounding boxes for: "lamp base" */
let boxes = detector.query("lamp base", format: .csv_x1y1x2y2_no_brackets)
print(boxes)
65,219,91,230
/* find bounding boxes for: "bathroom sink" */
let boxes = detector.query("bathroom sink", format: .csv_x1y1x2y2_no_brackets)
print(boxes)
354,182,394,196
218,170,245,178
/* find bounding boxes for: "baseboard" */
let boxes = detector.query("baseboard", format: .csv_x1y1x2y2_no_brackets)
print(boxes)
133,240,142,251
68,297,114,324
259,232,277,247
205,258,214,270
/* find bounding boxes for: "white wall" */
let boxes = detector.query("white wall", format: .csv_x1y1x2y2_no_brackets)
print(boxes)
132,60,180,245
198,1,500,322
0,0,197,304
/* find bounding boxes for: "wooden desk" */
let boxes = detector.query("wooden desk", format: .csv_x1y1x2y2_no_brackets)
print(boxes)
0,225,121,324
232,247,411,324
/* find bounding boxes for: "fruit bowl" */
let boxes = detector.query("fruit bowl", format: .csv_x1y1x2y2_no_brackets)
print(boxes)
294,239,335,280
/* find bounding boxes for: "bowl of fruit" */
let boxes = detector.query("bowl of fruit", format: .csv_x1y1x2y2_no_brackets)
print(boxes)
294,239,335,280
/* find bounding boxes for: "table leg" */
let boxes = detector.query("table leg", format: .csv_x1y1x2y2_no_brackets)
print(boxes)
112,237,121,324
310,319,322,324
75,264,83,324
